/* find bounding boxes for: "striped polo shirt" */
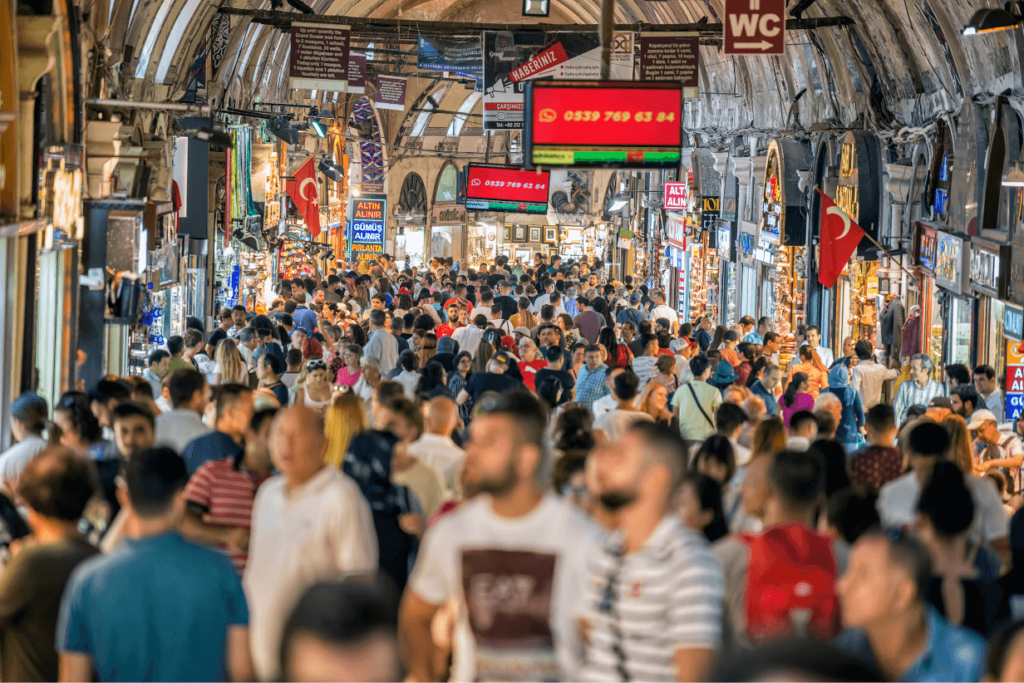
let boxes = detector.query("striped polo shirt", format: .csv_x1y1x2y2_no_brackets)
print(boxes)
183,458,268,573
579,516,725,682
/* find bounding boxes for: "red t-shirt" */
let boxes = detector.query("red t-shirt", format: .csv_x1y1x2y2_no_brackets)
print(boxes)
521,359,548,391
437,322,462,338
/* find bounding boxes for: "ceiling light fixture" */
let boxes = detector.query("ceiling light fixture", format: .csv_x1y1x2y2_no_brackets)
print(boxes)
267,116,301,145
963,3,1023,34
318,157,345,182
1002,163,1024,187
608,192,630,212
309,119,327,137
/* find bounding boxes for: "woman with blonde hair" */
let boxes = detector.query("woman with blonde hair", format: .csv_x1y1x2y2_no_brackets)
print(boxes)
324,390,366,467
752,415,788,458
213,339,247,385
510,297,537,330
417,333,438,369
636,382,673,425
941,413,975,474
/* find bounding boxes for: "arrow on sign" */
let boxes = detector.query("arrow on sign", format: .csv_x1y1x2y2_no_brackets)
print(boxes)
733,40,775,50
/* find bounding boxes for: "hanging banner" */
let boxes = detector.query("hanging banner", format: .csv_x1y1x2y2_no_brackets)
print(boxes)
1006,340,1024,421
350,198,386,262
417,37,483,73
289,23,350,91
639,32,699,98
482,31,633,130
348,54,366,94
375,75,407,111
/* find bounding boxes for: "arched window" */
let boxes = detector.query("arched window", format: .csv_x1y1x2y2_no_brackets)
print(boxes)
398,173,428,215
435,164,458,203
446,92,481,137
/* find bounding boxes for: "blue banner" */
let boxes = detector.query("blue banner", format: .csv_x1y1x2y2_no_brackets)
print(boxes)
417,36,482,74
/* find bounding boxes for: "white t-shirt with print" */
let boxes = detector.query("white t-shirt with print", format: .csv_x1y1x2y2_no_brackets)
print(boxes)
409,493,601,682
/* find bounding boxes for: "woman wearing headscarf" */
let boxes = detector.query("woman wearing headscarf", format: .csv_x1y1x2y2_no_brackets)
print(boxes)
823,363,865,453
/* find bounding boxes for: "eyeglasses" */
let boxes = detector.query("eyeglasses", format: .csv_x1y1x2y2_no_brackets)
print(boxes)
306,359,327,371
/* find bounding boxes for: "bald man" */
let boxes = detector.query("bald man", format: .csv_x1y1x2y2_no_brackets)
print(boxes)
244,407,379,680
406,397,465,494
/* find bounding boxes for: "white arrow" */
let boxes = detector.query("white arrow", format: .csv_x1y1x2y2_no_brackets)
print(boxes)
733,41,774,51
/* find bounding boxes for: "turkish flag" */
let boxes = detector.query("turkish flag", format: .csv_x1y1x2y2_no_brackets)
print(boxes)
816,188,865,288
286,158,322,238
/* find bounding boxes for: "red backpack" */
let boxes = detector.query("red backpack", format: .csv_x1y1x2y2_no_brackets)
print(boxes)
739,522,840,643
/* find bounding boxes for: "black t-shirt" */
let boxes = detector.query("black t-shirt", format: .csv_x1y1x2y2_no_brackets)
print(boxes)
535,368,575,405
207,328,227,349
466,372,519,400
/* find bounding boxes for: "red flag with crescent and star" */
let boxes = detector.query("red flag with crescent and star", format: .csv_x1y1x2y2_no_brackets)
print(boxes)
817,188,865,288
286,158,322,238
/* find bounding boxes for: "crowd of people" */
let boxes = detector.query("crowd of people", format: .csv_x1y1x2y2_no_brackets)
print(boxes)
0,251,1022,682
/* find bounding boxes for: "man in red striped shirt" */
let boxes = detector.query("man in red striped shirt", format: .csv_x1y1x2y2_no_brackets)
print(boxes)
181,408,277,573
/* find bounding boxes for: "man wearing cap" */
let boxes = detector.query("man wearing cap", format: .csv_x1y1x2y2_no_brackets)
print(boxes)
969,408,1024,491
925,396,953,422
617,293,647,329
493,280,518,320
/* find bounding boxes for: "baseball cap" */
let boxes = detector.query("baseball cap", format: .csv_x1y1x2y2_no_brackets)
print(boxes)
630,292,641,302
491,351,512,368
927,396,953,410
656,317,672,329
513,326,533,337
966,408,998,430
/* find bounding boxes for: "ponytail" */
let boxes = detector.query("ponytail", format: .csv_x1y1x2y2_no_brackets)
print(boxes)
783,372,808,408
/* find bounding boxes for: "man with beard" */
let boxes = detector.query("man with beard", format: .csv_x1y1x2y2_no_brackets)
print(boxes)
579,422,724,682
400,391,600,682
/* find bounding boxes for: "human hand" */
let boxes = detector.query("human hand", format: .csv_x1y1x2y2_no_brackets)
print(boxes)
224,527,250,553
399,513,425,537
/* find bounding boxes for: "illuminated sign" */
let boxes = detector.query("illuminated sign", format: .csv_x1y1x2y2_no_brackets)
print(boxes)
1007,341,1024,421
465,164,550,214
970,239,1011,299
524,80,683,168
663,181,687,211
917,225,937,271
1004,303,1024,342
349,198,385,262
836,142,859,221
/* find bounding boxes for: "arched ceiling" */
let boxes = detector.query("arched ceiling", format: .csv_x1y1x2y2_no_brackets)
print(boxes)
110,0,1024,149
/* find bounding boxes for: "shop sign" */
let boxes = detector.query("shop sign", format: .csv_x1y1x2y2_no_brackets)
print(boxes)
417,37,483,74
1004,303,1024,341
933,231,967,294
639,32,699,98
289,23,351,91
666,212,686,249
1006,340,1024,420
701,197,720,235
350,198,386,262
738,232,754,262
663,181,687,211
482,32,633,131
760,139,811,247
431,203,466,225
754,237,775,265
917,224,938,271
724,0,786,55
721,174,739,221
969,239,1011,299
717,224,732,261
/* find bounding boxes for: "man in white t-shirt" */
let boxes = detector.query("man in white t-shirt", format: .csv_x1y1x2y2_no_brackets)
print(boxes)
878,421,1009,551
591,367,624,421
649,290,678,334
244,407,378,680
400,392,600,682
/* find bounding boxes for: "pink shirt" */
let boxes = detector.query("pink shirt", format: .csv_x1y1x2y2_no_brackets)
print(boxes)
337,366,362,387
779,392,815,428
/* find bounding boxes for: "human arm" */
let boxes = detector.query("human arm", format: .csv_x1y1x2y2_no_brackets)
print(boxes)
226,625,254,682
180,502,249,552
978,453,1024,471
456,388,470,406
0,550,35,627
399,590,441,681
675,648,717,683
59,653,94,682
854,392,865,429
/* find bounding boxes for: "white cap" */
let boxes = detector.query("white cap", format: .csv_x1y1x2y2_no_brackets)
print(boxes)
966,409,998,430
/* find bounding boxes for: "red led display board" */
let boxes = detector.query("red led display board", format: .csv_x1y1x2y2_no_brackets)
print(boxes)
524,80,683,168
465,164,551,214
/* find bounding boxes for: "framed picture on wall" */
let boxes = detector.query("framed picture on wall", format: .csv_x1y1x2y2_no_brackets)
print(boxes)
513,225,527,242
543,227,557,243
529,227,542,242
515,248,531,262
503,226,511,241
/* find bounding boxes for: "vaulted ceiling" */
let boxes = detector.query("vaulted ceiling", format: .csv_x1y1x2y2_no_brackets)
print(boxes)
109,0,1024,145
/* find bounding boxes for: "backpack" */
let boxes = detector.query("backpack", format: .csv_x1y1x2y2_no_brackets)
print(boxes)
740,523,840,643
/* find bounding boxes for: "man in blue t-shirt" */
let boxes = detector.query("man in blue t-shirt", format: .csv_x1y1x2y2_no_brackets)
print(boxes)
57,448,252,682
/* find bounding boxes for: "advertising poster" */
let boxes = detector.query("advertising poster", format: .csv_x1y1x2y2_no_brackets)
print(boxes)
289,23,350,91
350,198,386,262
417,37,483,74
482,31,634,130
1007,340,1024,421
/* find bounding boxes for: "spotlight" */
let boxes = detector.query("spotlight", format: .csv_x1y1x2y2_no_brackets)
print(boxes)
608,192,630,212
1002,163,1024,187
267,116,301,145
310,119,327,138
194,127,233,150
318,157,345,182
963,3,1022,34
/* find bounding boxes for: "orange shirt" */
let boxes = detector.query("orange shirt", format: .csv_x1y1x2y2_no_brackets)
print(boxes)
788,361,829,398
